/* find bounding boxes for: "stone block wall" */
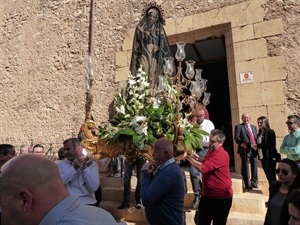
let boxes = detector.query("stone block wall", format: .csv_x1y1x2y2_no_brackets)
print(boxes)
114,0,300,177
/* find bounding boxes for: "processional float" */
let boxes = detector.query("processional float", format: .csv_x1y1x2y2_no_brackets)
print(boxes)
80,1,211,161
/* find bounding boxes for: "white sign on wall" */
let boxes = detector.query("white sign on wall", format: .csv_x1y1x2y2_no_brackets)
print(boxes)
240,71,253,84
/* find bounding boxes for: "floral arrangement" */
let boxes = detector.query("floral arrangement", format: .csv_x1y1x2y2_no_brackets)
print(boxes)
98,67,207,157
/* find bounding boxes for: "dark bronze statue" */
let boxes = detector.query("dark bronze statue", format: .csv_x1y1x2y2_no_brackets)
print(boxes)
130,2,172,89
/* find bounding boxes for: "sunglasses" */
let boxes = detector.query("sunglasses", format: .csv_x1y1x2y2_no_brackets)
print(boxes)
275,168,289,176
286,121,296,125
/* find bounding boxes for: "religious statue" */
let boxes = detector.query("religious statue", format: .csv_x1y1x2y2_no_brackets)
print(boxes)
130,2,172,89
80,113,99,155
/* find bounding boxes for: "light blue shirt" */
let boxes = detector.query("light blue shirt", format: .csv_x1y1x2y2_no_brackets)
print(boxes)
280,128,300,161
39,195,119,225
154,157,175,174
56,159,100,205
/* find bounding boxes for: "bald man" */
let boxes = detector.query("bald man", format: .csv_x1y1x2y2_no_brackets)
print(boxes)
234,113,258,191
141,138,185,225
1,154,123,225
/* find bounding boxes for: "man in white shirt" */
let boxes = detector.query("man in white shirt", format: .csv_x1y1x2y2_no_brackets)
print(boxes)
189,105,215,209
56,138,100,205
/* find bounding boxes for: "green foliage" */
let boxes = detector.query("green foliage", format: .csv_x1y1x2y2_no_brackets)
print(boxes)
98,67,206,152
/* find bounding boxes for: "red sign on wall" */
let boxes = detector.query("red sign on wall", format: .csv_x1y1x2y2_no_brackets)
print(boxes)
240,71,253,84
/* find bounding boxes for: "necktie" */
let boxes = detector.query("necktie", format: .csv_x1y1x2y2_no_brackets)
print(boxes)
246,125,256,145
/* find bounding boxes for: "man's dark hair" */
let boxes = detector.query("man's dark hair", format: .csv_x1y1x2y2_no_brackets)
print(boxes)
287,115,300,123
33,144,44,149
287,188,300,209
0,144,14,156
210,129,226,143
63,138,81,147
280,158,300,175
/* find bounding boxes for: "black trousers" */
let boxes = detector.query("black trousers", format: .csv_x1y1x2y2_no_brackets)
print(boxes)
239,148,258,188
197,195,232,225
261,159,276,186
123,156,146,204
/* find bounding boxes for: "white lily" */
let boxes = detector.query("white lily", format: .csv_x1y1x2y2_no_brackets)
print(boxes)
135,123,148,135
128,79,137,85
130,116,147,127
119,105,125,114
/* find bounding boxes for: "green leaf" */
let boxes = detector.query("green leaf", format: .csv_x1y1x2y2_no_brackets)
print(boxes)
133,134,145,150
184,139,193,151
186,131,204,150
148,133,157,144
125,104,133,113
186,133,197,147
193,135,203,149
116,128,135,136
165,133,174,142
155,105,165,116
190,127,209,136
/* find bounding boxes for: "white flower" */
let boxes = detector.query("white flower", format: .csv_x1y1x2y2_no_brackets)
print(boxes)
137,67,146,76
152,98,160,109
138,93,146,100
128,79,136,85
182,117,193,129
130,116,147,127
135,124,148,135
116,105,125,114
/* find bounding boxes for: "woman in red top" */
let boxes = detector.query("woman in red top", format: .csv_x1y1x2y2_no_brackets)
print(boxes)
186,129,233,225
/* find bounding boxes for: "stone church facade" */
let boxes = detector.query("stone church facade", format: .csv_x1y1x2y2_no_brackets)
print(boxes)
1,0,299,174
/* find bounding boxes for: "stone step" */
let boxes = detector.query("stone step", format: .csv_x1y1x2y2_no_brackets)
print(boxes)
100,169,266,225
102,200,196,225
100,172,253,208
100,172,245,195
101,200,147,224
100,175,124,188
101,186,195,208
227,211,265,225
231,192,266,214
230,173,244,194
101,186,266,215
102,200,265,225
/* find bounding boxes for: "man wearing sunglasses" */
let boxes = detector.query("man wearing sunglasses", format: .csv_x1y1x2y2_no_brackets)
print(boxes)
280,115,300,166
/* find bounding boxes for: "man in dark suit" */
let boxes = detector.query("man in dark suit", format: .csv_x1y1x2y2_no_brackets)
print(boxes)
234,113,258,190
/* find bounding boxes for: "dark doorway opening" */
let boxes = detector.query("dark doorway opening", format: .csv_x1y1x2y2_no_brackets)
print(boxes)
201,61,235,170
170,37,235,170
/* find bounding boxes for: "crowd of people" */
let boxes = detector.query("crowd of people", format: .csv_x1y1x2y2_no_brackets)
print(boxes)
234,113,300,225
1,111,300,225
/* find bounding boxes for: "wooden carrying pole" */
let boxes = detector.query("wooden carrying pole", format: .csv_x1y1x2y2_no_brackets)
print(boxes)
85,0,96,117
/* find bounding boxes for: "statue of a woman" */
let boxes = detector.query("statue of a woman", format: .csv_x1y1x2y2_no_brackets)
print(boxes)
130,2,172,89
